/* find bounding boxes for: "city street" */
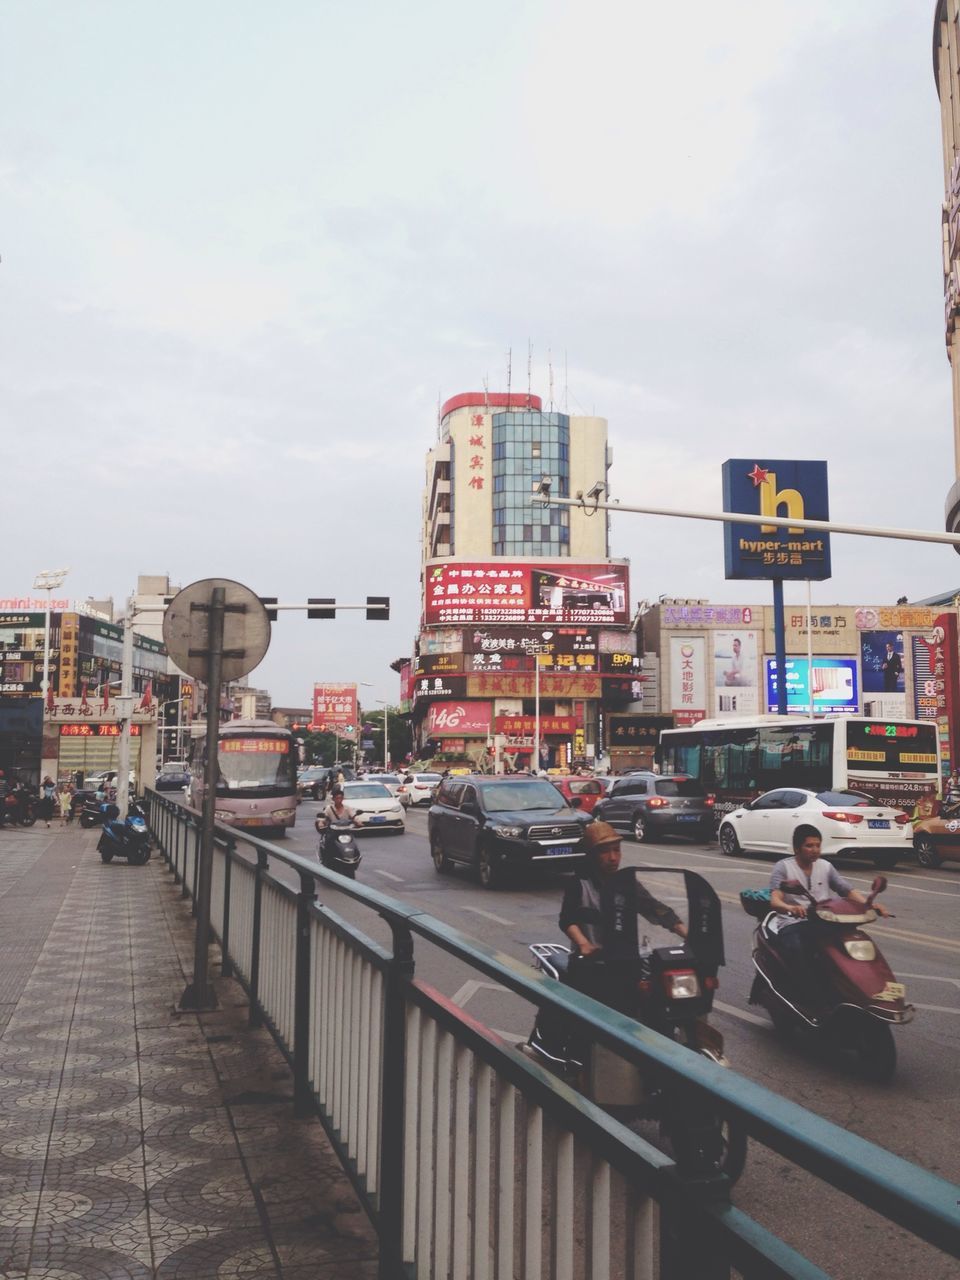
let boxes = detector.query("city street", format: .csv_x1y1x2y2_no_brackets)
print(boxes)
273,801,960,1279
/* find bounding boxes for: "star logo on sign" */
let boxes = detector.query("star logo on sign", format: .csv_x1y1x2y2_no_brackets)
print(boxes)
747,464,769,487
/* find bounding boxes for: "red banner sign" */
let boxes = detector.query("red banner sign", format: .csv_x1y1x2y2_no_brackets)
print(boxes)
59,724,141,737
312,683,358,739
426,701,492,737
424,560,629,626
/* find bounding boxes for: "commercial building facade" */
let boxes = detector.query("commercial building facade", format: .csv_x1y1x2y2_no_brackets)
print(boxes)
411,390,638,770
934,2,960,536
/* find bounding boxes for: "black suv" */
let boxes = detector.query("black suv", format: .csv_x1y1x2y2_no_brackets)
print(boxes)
428,775,591,888
593,773,715,843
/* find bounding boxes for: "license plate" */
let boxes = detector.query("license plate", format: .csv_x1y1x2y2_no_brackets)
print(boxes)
676,815,699,823
368,815,386,823
543,845,574,857
868,819,890,829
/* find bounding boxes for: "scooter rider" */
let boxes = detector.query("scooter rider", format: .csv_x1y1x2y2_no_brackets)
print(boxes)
315,786,361,866
561,821,688,957
770,824,891,1000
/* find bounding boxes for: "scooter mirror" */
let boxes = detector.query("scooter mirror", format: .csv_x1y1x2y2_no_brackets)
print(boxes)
869,875,887,897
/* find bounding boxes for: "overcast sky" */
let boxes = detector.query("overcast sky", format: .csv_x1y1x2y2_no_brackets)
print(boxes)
3,2,954,706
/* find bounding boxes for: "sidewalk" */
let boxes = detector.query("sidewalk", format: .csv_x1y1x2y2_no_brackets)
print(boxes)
0,821,379,1279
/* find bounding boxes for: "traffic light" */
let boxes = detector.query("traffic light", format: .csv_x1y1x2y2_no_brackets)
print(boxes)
307,598,336,620
366,596,389,621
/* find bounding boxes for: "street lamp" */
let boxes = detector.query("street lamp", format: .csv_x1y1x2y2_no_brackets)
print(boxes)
33,568,69,704
376,700,389,771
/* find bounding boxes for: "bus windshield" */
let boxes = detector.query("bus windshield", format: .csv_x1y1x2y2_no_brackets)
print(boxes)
218,736,296,793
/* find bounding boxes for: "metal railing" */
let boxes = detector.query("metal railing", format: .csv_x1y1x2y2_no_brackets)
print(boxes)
147,790,960,1280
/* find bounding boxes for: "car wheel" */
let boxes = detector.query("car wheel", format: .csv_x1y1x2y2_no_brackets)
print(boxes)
718,824,740,856
632,813,648,843
914,835,942,869
431,833,451,874
477,843,502,888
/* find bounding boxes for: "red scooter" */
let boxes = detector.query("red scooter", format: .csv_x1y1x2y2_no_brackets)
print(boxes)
742,876,912,1081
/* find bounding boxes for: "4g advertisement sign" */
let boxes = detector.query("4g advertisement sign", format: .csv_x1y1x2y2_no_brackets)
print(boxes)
311,683,358,739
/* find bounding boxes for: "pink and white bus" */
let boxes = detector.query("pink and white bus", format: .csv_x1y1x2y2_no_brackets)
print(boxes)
188,719,298,834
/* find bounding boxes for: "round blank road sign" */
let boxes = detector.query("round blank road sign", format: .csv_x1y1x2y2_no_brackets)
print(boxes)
163,578,271,683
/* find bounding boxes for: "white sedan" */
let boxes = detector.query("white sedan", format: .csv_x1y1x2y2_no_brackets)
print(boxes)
718,787,912,869
397,772,442,807
340,782,405,833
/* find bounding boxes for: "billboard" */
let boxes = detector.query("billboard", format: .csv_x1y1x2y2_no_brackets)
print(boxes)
722,459,831,580
713,630,759,717
669,637,706,726
911,614,960,774
312,683,358,739
860,631,905,695
764,657,858,714
424,560,629,626
426,701,492,737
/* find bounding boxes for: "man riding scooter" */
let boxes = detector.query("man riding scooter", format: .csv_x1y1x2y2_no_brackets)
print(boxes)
769,824,891,1005
314,786,362,875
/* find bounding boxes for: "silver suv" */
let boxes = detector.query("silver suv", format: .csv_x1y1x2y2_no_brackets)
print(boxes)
593,773,715,843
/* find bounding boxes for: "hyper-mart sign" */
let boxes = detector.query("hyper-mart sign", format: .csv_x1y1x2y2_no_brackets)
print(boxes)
312,683,358,739
424,560,629,626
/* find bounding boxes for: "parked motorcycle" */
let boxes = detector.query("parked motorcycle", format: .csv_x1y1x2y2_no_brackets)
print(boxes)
742,876,912,1081
315,816,362,879
79,799,120,830
526,867,747,1182
3,788,38,827
97,801,151,865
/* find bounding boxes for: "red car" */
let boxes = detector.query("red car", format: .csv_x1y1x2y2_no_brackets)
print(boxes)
550,776,607,814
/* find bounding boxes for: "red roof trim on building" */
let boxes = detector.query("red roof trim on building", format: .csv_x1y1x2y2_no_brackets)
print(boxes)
439,391,543,420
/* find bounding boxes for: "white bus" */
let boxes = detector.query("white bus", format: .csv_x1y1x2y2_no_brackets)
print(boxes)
659,715,941,817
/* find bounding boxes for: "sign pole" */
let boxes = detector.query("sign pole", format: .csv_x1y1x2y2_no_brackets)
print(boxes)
773,579,788,715
181,585,225,1011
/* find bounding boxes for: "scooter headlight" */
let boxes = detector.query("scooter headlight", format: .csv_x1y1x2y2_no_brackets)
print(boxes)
843,938,876,961
337,834,353,844
661,970,701,1000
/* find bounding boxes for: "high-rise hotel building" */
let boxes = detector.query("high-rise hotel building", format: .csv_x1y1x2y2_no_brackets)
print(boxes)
407,390,642,771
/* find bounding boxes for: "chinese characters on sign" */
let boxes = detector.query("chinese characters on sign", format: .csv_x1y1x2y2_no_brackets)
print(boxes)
311,683,358,739
668,637,705,727
424,561,629,626
59,724,142,737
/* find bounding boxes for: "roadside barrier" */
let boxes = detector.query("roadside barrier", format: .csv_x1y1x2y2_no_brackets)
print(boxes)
147,790,960,1280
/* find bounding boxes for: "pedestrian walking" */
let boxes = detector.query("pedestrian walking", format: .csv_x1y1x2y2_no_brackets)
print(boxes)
39,776,57,828
58,782,73,825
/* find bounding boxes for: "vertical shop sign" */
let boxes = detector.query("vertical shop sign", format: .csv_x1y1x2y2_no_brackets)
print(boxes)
669,636,705,726
911,614,960,774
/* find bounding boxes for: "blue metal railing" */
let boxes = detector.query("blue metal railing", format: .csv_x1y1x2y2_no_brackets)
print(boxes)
146,790,960,1280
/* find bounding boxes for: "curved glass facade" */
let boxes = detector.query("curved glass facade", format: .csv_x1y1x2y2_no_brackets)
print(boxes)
491,412,570,556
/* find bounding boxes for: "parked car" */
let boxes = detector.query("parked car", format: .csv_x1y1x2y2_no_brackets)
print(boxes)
718,788,912,869
549,776,607,813
912,802,960,868
428,775,591,888
155,767,191,792
340,781,405,833
297,766,328,800
593,772,715,843
398,772,443,807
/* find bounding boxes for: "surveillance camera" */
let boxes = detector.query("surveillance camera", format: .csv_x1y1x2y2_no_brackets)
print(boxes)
536,476,552,498
586,482,606,502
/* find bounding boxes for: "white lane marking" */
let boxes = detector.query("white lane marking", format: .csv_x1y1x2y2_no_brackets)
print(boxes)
451,979,505,1007
899,972,960,988
462,906,516,927
713,999,770,1028
372,868,404,882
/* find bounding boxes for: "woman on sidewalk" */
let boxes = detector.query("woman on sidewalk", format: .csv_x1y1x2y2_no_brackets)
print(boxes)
39,777,57,828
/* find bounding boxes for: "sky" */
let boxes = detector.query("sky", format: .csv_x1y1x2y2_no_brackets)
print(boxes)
2,1,955,707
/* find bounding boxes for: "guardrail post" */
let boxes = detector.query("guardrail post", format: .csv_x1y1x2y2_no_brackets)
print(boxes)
377,917,415,1280
249,848,268,1028
221,838,235,979
293,868,317,1117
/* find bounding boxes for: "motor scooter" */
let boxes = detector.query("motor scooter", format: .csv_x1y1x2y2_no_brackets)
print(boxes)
526,867,747,1183
315,815,362,879
2,788,38,827
742,876,913,1081
97,801,151,865
80,799,119,830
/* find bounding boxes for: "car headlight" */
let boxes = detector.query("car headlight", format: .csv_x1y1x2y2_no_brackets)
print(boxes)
391,806,403,815
214,810,235,821
844,938,876,961
492,824,524,839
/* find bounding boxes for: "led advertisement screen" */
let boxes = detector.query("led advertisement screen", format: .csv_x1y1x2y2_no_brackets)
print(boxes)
424,560,629,626
765,657,858,714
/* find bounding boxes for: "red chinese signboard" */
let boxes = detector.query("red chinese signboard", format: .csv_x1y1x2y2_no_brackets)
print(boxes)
426,701,492,737
312,683,358,739
910,613,960,774
466,672,602,699
424,561,629,626
494,715,576,735
59,724,141,737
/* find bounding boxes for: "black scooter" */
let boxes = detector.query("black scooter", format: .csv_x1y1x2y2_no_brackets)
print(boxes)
97,801,151,865
80,798,119,830
315,815,362,879
526,866,747,1182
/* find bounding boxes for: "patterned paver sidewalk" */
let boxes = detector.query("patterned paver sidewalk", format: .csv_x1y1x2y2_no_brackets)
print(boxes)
0,823,379,1278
